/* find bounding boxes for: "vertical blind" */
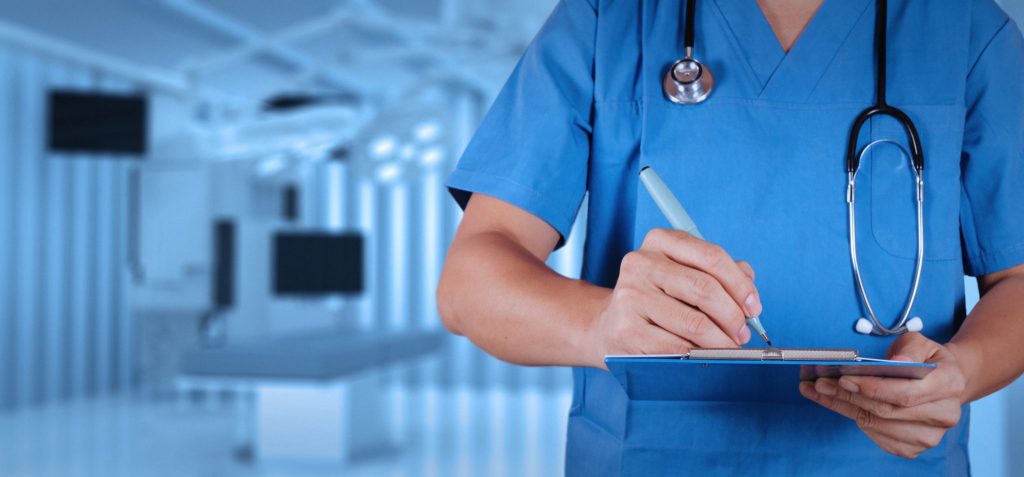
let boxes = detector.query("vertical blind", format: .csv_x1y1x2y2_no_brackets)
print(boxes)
0,46,135,410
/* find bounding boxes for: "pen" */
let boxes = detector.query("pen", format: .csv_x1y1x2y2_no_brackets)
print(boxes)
638,166,773,347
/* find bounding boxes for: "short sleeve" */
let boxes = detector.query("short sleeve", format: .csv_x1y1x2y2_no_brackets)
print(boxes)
446,0,596,246
959,15,1024,276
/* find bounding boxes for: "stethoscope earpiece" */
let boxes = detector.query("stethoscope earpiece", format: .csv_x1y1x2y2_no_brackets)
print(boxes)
854,318,874,335
844,0,928,339
854,316,924,335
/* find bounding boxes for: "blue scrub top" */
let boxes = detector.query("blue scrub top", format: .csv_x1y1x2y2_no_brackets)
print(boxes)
447,0,1024,475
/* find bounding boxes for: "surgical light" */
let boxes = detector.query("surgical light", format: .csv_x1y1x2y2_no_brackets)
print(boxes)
369,135,398,159
412,120,442,143
256,155,287,176
419,147,444,167
376,163,403,183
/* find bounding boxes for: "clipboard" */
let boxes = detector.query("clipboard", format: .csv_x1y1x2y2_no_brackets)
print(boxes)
604,348,937,402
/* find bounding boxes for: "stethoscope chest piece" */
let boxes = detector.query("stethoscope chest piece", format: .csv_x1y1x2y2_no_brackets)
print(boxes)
663,56,715,104
665,0,713,105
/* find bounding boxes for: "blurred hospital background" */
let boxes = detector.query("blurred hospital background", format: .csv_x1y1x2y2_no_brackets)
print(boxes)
0,1,1021,476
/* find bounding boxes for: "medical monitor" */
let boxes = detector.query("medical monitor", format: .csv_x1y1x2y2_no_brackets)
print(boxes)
273,232,364,295
47,90,148,156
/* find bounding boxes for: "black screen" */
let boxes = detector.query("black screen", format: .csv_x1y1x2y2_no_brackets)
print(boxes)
273,232,363,295
282,185,299,222
213,220,236,309
47,90,148,155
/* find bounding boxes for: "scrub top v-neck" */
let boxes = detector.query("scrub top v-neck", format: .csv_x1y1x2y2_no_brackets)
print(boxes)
710,0,868,100
446,0,1024,475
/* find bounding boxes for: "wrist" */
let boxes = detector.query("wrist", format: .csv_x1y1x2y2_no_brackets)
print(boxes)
945,340,980,404
576,285,613,369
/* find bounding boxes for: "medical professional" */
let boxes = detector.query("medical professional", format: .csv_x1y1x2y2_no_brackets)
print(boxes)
437,0,1024,474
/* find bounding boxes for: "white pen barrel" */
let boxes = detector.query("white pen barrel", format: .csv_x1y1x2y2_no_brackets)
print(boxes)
638,166,704,240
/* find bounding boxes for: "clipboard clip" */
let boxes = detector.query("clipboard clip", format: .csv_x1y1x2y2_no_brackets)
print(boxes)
762,348,784,360
687,348,860,361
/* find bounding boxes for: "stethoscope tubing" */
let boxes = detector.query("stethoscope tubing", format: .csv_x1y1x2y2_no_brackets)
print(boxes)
845,0,927,335
664,0,928,336
847,140,926,335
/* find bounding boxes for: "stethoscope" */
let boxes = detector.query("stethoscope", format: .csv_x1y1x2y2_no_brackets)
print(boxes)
664,0,925,336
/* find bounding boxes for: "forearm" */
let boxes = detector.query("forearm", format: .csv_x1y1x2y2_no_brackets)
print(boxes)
948,271,1024,403
437,229,610,368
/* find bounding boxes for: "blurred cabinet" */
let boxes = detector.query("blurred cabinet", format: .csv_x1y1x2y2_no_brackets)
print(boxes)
135,162,211,312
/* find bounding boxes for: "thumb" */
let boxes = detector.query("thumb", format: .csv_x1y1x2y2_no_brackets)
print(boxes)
886,332,936,363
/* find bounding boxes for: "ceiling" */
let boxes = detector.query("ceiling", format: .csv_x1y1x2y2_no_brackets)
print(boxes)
0,0,558,106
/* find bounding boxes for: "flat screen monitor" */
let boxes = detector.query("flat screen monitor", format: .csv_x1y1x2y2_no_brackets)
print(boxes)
47,90,148,155
213,220,236,309
273,232,363,295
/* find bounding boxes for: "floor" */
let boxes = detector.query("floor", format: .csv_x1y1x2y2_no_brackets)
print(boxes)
0,382,1016,476
0,386,573,477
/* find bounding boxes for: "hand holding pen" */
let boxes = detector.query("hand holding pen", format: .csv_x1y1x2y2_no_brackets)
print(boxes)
639,166,773,346
586,166,768,366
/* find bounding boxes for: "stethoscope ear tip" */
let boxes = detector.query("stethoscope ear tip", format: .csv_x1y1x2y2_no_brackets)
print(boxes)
854,318,874,335
853,316,924,335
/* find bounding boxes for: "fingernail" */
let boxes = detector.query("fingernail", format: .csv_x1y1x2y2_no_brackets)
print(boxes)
815,380,837,396
839,378,859,393
738,326,751,344
744,293,761,316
